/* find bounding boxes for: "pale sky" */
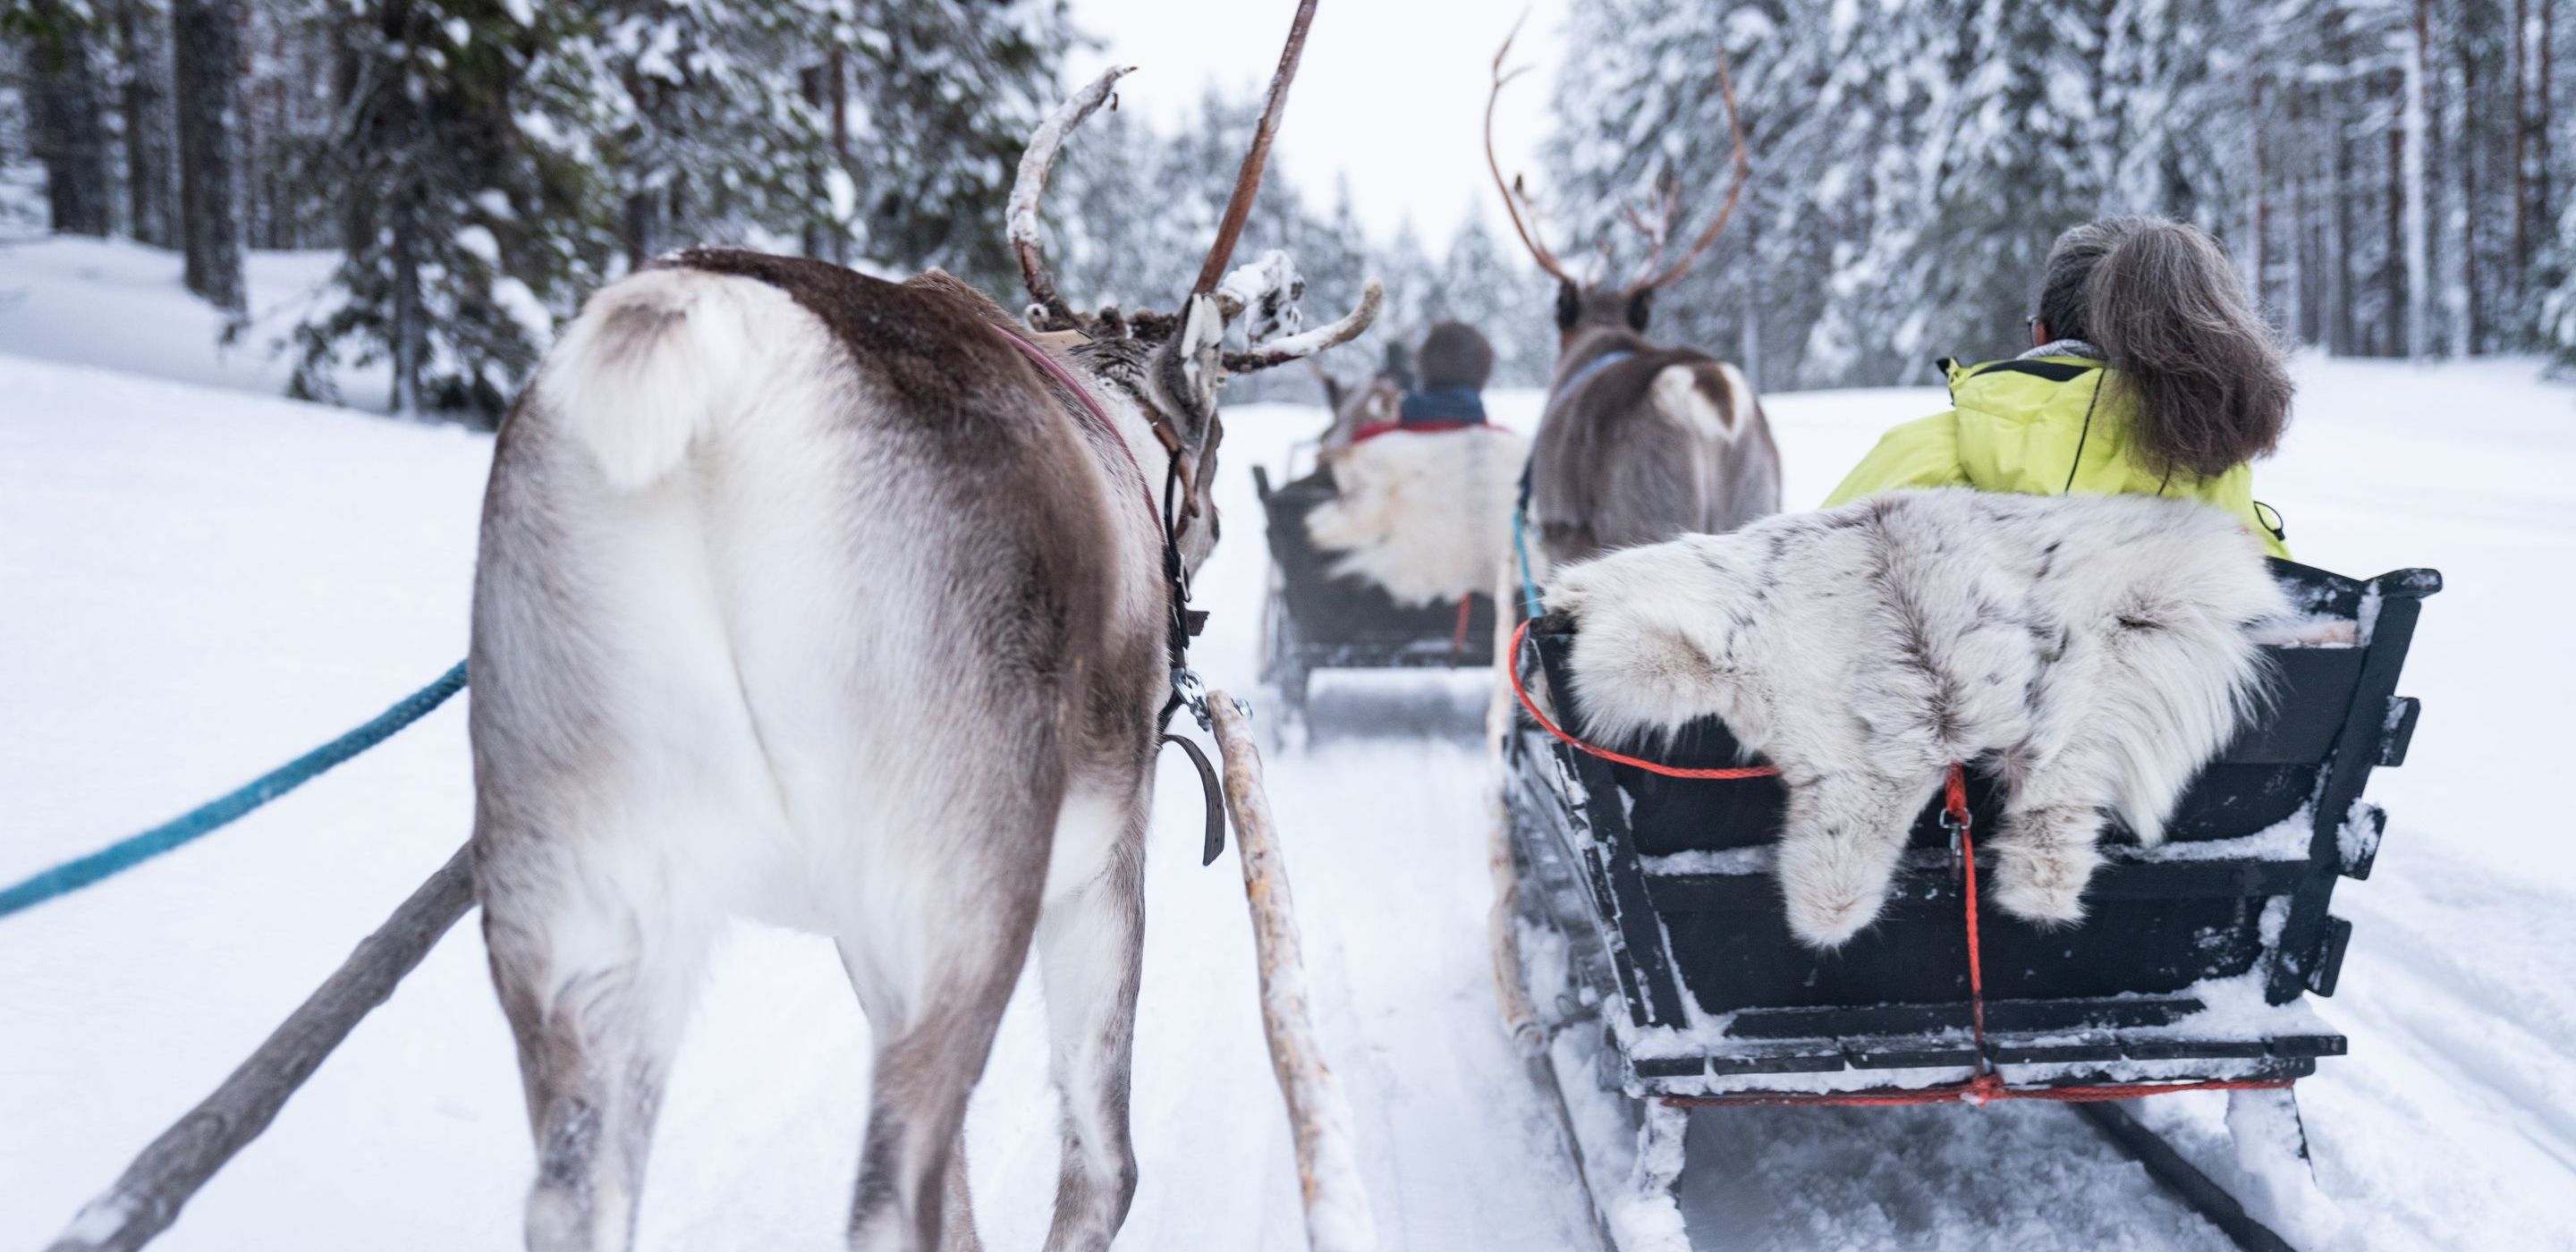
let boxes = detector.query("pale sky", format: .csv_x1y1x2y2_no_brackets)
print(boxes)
1063,0,1572,253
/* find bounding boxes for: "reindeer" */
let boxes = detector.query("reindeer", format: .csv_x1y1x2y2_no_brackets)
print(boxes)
1486,30,1780,572
464,5,1381,1248
1314,342,1411,450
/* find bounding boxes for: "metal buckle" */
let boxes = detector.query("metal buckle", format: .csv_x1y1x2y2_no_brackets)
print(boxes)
1171,667,1215,732
1942,806,1966,875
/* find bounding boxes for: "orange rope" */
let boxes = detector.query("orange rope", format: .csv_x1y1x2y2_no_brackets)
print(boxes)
1667,765,2298,1109
1505,626,2301,1108
1506,620,1782,781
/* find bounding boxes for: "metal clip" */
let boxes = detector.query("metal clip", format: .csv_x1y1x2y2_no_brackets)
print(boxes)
1171,667,1215,732
1942,806,1966,876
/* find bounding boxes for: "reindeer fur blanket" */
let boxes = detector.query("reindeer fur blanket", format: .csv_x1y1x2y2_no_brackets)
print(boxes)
1305,425,1530,607
1548,489,2292,948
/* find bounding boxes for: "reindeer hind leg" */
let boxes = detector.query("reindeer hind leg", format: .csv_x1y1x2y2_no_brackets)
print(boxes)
1034,786,1148,1252
836,788,1055,1252
481,840,711,1252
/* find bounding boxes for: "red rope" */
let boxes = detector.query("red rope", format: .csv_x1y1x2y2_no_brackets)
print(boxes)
1506,620,1782,780
1506,622,2300,1108
1669,765,2297,1109
1452,596,1475,660
1952,763,1988,1060
1664,1077,2296,1108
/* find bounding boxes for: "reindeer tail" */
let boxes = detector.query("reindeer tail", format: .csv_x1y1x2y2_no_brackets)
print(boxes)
539,267,759,491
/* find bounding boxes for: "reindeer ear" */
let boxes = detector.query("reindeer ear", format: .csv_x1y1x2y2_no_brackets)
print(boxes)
1624,287,1654,332
1147,292,1228,450
1555,281,1582,331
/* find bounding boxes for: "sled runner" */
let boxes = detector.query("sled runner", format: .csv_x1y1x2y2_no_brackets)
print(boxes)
1500,558,2439,1251
1253,457,1502,727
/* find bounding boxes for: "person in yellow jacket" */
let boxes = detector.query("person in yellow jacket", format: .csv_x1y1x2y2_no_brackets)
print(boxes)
1826,216,2293,559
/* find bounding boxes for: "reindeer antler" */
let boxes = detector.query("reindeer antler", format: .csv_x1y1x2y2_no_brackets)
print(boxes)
1224,280,1384,373
1486,14,1575,286
1011,64,1133,328
1624,44,1750,295
1192,0,1321,298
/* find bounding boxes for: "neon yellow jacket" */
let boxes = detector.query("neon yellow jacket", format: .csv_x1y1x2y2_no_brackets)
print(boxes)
1823,356,2291,559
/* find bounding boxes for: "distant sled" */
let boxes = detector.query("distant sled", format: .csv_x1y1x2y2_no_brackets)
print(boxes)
1496,546,2440,1252
1253,424,1524,732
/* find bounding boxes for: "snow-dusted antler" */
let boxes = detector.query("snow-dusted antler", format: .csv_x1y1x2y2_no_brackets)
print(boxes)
1224,280,1385,374
1624,45,1750,294
1012,64,1133,328
1191,0,1321,298
1486,15,1576,287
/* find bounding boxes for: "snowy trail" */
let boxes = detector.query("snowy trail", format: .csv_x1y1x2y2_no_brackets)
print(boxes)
5,343,2575,1250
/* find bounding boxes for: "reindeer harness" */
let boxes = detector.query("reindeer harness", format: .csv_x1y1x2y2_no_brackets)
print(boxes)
993,321,1229,865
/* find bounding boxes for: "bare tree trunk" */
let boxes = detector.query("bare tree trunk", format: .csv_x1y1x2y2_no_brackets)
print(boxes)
2513,0,2530,295
2329,29,2354,355
2250,72,2269,310
2286,84,2309,342
114,0,178,248
2385,91,2406,358
26,0,114,236
173,0,246,317
827,44,850,265
2458,11,2481,356
800,57,835,261
1738,212,1761,392
2326,9,2354,356
391,193,423,415
2541,0,2555,246
2404,0,2432,360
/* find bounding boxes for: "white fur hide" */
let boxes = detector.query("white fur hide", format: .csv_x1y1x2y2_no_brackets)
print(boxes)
1303,426,1530,607
1547,489,2293,948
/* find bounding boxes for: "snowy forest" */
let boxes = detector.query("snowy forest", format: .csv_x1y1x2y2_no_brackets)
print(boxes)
1,0,2572,419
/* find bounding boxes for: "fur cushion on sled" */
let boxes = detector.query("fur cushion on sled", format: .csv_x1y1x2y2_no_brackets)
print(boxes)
1305,425,1530,608
1547,488,2293,948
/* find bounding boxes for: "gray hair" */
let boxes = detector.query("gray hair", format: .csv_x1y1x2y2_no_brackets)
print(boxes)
2036,217,2291,479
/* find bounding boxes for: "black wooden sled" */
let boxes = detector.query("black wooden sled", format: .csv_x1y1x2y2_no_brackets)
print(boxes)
1502,559,2440,1250
1251,461,1498,728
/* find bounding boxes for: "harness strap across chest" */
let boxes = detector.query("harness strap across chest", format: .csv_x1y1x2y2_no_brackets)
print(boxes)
992,323,1228,862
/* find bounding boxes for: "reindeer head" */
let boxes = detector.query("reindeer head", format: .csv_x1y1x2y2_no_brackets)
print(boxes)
1485,21,1749,347
1009,4,1381,571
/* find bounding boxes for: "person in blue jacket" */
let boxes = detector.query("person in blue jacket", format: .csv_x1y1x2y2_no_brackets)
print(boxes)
1354,321,1496,441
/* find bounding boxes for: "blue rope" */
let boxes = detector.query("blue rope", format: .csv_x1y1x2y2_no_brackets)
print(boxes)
1512,508,1545,618
0,661,470,921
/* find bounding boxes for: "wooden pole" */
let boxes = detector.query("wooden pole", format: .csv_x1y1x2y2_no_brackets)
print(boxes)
47,847,478,1252
1202,692,1378,1252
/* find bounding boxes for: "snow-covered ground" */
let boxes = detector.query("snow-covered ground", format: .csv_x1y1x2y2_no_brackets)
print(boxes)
0,233,391,411
4,241,2574,1250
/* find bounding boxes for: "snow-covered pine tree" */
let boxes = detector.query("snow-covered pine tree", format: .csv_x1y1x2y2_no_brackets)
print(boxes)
290,0,607,422
845,0,1066,292
1426,211,1551,388
577,0,836,267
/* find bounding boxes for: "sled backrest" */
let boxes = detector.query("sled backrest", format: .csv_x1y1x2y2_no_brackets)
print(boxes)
1527,560,2440,1020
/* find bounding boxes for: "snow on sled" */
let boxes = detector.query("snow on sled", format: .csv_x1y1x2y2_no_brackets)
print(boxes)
1253,425,1525,727
1500,521,2437,1251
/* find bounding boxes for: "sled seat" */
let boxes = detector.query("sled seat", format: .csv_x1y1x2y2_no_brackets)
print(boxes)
1253,464,1496,681
1505,560,2438,1099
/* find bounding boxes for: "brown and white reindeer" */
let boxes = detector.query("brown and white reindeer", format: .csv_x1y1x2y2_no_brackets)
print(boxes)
464,6,1382,1249
1485,30,1781,572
